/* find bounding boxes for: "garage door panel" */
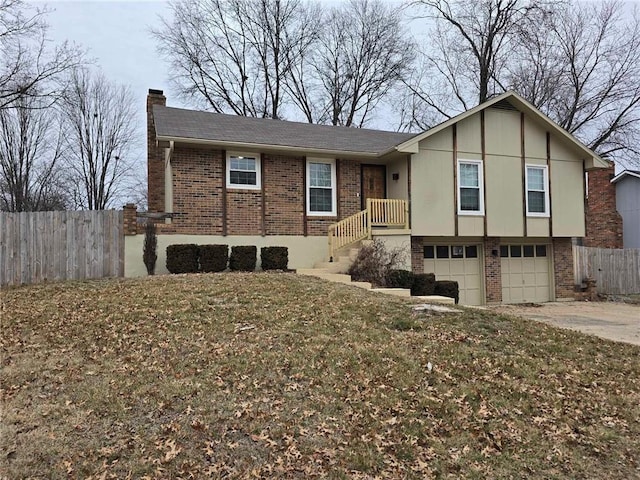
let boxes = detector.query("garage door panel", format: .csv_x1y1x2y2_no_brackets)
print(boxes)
501,244,551,304
465,262,480,274
424,244,483,306
450,261,465,275
535,272,550,285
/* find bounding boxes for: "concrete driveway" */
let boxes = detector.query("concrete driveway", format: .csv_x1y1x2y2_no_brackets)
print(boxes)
490,301,640,346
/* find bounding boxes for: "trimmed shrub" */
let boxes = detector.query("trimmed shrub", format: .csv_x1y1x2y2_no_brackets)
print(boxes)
142,221,157,275
200,244,228,272
386,269,415,289
410,273,436,296
348,239,407,287
166,244,199,274
229,245,257,271
261,246,288,271
435,280,459,304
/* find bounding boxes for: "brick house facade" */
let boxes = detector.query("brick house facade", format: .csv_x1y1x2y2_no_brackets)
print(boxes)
133,89,610,304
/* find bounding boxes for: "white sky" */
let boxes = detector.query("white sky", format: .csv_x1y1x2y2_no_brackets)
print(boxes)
36,1,178,202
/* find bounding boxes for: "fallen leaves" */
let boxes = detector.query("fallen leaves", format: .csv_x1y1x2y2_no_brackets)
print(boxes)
1,273,639,478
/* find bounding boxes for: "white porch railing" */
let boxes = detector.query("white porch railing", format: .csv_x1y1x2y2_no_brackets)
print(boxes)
367,198,409,227
328,199,409,260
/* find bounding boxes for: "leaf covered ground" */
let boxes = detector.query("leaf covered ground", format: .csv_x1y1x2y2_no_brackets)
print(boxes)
1,273,639,479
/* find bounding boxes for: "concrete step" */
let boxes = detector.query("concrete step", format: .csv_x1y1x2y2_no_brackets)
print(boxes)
412,295,456,305
314,256,353,273
350,281,373,289
296,269,352,283
371,287,412,297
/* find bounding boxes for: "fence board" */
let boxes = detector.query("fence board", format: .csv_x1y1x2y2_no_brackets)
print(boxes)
0,210,124,287
573,245,640,295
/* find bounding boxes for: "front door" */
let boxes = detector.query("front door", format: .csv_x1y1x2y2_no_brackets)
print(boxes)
361,165,386,209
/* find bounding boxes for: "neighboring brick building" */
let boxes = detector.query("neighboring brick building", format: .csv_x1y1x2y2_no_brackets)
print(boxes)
584,162,623,249
129,89,611,305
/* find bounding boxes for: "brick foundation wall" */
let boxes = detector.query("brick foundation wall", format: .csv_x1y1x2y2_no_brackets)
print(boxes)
483,238,502,303
553,237,574,298
585,165,623,248
147,90,166,213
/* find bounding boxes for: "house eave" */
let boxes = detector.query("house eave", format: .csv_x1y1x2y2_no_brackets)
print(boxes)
156,135,382,159
611,170,640,183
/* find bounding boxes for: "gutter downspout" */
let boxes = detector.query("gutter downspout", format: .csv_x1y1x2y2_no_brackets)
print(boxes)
164,141,174,224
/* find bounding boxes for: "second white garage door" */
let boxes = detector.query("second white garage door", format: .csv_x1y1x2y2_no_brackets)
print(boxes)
423,244,483,305
500,244,551,303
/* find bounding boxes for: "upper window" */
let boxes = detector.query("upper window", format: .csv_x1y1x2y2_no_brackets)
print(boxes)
307,159,337,216
227,153,261,190
457,159,484,215
526,165,549,216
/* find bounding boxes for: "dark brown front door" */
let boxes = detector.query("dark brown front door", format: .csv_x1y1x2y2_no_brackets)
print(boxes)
361,165,386,209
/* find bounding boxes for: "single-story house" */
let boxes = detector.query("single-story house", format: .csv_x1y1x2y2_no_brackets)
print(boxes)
125,89,609,305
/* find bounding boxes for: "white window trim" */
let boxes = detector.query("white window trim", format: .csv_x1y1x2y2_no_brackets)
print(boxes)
226,152,261,190
525,164,550,217
306,158,337,217
457,159,485,216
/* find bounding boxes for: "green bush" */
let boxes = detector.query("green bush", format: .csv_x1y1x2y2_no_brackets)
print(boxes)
229,246,257,272
435,280,459,304
410,273,436,296
200,244,228,272
261,246,288,270
166,244,199,274
386,269,415,289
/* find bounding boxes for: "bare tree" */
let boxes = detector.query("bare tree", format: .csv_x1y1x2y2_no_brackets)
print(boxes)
153,0,413,126
291,0,415,127
60,69,137,210
153,0,317,119
404,0,551,128
0,0,84,109
405,0,640,167
507,1,640,164
0,93,67,211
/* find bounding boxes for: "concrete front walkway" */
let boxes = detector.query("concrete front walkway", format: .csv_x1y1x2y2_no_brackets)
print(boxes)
490,301,640,346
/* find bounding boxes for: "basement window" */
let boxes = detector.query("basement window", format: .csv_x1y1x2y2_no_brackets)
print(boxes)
227,153,261,190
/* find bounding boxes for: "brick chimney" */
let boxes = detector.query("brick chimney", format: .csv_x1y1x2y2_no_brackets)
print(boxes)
147,89,166,213
584,162,623,248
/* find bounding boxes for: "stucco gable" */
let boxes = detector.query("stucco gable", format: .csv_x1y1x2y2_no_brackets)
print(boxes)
396,91,608,170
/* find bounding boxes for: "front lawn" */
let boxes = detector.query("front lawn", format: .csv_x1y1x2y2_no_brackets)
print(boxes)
1,273,639,478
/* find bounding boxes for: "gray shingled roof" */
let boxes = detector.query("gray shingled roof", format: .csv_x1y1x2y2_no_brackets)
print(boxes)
153,105,417,155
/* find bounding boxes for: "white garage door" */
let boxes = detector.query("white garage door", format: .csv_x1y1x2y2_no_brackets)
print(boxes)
500,244,551,304
423,244,483,305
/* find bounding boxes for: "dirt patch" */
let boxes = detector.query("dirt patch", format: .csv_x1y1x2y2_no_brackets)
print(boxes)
490,301,640,346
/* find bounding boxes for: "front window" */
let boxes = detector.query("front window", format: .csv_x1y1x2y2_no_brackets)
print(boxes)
457,159,484,215
227,153,261,189
526,165,549,216
307,159,336,216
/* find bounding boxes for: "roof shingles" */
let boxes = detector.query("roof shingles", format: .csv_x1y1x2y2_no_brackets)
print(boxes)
153,105,416,156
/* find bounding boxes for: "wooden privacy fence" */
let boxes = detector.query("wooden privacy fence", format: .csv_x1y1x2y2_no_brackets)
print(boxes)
0,210,124,287
573,246,640,295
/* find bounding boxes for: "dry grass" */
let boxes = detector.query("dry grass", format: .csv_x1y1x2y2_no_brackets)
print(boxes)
1,273,639,479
